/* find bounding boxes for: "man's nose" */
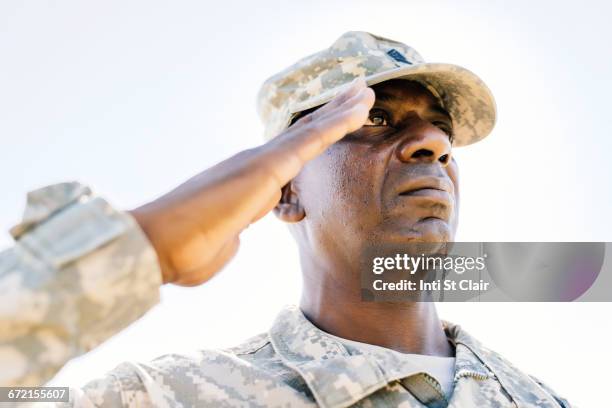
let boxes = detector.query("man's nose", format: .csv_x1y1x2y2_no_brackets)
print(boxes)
396,123,452,167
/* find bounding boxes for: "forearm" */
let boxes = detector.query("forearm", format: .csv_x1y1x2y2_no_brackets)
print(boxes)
0,182,162,386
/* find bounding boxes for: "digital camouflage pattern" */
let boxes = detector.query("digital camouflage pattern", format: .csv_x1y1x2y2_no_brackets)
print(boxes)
257,31,497,147
0,182,162,388
0,186,572,408
61,306,570,408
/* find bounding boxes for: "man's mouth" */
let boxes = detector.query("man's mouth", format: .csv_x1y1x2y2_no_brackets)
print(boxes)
397,177,453,200
387,176,455,222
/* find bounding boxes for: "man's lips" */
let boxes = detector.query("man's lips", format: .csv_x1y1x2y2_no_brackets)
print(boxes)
387,176,454,222
400,188,451,202
397,177,453,198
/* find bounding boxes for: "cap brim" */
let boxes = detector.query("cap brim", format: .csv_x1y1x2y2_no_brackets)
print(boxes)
291,63,497,147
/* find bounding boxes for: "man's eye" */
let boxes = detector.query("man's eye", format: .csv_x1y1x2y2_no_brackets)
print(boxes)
365,110,389,126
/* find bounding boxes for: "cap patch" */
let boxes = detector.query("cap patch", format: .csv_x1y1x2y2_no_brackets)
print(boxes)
387,49,412,65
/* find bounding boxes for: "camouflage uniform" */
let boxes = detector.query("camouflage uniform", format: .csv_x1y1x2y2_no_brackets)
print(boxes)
0,32,572,407
0,183,572,407
0,182,161,388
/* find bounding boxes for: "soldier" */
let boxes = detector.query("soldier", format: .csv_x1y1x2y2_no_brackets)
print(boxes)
0,32,572,407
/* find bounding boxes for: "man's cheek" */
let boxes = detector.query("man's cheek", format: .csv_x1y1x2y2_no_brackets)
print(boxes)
324,143,384,207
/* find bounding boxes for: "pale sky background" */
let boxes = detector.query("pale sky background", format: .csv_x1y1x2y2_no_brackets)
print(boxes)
1,1,611,406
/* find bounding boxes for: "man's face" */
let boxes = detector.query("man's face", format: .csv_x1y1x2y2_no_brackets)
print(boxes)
287,79,459,268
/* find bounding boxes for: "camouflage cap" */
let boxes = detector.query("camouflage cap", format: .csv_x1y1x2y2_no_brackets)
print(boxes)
257,31,496,147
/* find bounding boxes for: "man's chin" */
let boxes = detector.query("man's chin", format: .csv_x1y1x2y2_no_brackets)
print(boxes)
381,217,454,245
413,217,454,242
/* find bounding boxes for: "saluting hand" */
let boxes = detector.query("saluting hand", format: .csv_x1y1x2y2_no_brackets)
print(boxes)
131,79,374,286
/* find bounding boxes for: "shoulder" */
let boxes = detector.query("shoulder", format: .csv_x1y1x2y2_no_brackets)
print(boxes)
446,321,572,407
473,341,573,407
78,333,282,407
131,332,274,376
527,375,573,408
222,332,271,355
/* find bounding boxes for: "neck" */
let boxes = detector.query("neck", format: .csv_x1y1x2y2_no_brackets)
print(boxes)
299,269,454,357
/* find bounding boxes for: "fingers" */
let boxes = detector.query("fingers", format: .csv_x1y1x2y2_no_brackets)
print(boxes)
309,83,375,128
264,84,375,186
293,78,367,126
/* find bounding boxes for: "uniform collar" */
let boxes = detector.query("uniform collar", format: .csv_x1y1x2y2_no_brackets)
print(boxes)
268,305,493,408
444,322,493,382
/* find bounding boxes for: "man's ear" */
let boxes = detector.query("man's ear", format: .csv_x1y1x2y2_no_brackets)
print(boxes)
273,181,305,223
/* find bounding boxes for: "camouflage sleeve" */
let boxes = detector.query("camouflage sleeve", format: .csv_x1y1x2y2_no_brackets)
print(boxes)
0,182,162,387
